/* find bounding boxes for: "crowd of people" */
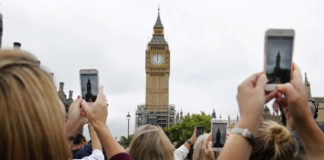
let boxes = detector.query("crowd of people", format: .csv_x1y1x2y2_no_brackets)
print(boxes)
0,49,324,160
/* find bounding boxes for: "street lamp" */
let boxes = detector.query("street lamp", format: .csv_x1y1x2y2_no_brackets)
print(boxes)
126,112,131,141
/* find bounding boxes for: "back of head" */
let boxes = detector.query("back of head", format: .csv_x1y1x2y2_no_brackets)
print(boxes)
192,134,211,160
128,125,174,160
0,50,70,160
250,120,297,160
73,133,84,145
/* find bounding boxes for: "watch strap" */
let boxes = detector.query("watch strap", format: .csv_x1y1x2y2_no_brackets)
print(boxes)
186,139,193,148
231,127,255,147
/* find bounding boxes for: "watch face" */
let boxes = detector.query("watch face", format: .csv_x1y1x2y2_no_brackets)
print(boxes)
151,53,164,66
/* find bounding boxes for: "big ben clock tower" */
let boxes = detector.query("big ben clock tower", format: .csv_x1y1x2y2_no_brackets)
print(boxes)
144,9,172,127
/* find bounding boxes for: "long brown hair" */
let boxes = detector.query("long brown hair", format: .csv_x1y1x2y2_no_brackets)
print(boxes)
128,124,174,160
0,50,70,159
250,120,297,160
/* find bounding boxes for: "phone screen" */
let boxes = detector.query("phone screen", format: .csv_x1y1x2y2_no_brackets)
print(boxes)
80,73,98,102
266,36,293,84
196,126,204,138
211,122,227,148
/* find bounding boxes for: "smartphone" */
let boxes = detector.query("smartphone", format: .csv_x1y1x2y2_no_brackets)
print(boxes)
196,126,204,138
79,69,99,103
211,119,227,151
264,29,295,91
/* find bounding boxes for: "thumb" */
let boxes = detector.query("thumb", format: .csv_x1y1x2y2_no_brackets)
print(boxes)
256,74,267,89
276,83,293,96
205,133,212,148
81,100,91,114
74,98,82,108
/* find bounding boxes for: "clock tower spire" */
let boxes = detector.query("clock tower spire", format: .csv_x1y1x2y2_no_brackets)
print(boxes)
153,7,164,36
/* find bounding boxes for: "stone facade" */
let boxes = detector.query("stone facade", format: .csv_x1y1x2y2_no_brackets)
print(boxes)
263,105,281,123
135,104,176,129
304,73,324,124
57,82,73,114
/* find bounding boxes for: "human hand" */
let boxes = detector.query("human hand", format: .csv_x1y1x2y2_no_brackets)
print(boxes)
202,133,215,160
189,127,197,144
65,96,87,137
236,72,267,133
274,64,311,130
81,86,108,128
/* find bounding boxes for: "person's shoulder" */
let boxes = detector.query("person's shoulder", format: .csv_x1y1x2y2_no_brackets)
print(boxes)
110,152,133,160
74,145,93,159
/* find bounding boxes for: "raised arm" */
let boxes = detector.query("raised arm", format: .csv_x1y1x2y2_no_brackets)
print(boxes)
81,86,131,159
275,64,324,159
218,73,268,160
88,123,102,152
174,127,197,160
65,96,87,150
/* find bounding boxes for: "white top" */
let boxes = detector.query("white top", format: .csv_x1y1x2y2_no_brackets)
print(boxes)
174,144,189,160
74,149,104,160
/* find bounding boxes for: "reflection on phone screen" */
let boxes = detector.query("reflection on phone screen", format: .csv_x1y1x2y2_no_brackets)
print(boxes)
81,74,98,102
212,123,227,148
266,36,293,84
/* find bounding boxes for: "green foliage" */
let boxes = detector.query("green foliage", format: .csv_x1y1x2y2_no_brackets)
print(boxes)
119,135,134,148
163,112,211,148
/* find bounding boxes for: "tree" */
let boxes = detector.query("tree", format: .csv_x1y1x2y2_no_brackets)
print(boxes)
164,112,211,148
119,135,134,148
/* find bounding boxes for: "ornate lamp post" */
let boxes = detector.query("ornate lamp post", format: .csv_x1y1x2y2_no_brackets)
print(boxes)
127,112,131,141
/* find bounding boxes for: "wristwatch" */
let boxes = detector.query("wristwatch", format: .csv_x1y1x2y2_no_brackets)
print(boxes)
231,127,255,147
186,139,194,148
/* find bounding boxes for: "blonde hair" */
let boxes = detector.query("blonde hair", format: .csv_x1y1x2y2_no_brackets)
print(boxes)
192,134,212,160
250,120,297,160
0,50,70,160
128,125,174,160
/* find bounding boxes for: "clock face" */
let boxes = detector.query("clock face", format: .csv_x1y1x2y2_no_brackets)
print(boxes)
151,53,164,66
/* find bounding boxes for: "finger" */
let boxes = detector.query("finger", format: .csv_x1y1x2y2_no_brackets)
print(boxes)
207,132,212,141
204,133,212,150
242,72,263,87
255,74,267,89
81,110,86,117
98,86,104,98
74,97,82,108
265,90,278,103
291,63,303,85
276,83,295,97
273,102,279,113
193,127,197,136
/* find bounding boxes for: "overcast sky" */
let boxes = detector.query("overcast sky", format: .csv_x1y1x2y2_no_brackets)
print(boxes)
1,0,324,140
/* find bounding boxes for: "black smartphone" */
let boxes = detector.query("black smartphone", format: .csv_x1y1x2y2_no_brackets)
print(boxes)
196,126,204,138
79,69,99,103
